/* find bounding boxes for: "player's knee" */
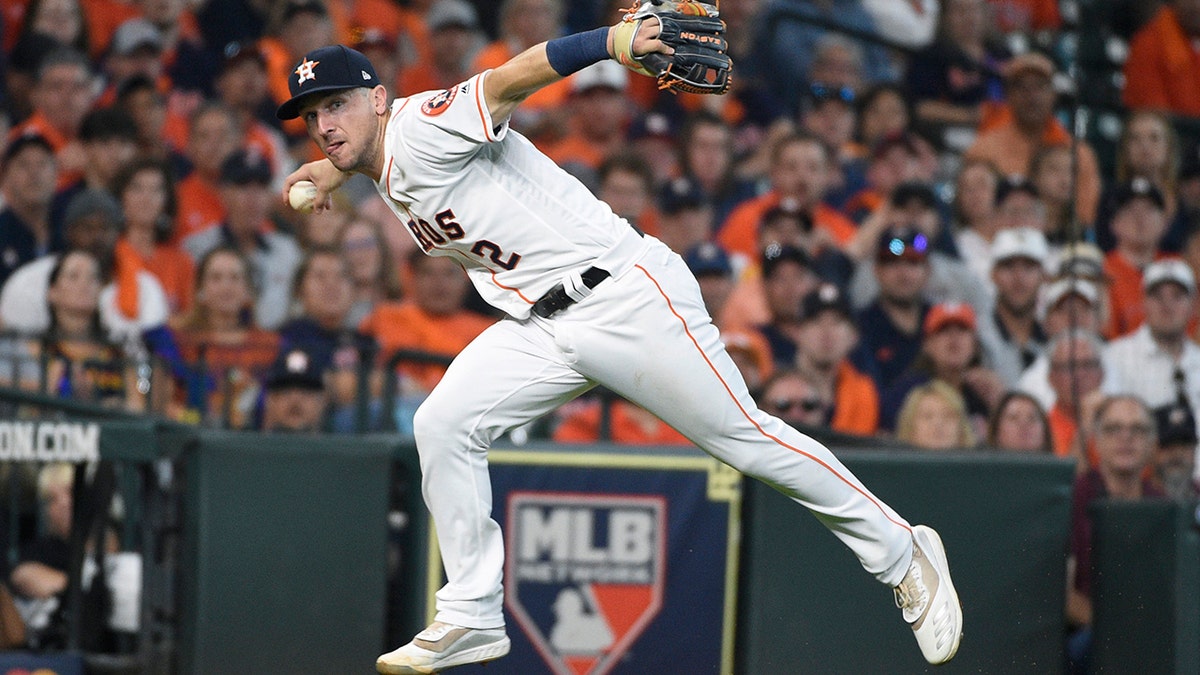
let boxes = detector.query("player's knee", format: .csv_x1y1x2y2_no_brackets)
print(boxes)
411,398,451,447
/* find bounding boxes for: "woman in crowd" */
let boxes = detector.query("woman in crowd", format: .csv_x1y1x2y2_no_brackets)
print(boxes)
170,246,278,428
895,380,977,450
952,158,1002,286
33,249,140,408
986,390,1053,453
907,0,1011,129
338,217,403,329
112,157,194,319
675,110,758,229
19,0,90,56
856,84,913,150
1095,110,1187,252
1029,144,1081,246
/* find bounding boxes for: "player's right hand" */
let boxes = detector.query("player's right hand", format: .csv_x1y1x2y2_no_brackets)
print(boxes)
281,159,348,213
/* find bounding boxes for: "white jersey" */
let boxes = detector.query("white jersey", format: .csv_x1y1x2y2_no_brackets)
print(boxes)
375,72,644,319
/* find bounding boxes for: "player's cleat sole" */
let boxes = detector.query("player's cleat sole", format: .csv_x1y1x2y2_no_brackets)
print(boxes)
894,524,963,665
376,621,510,674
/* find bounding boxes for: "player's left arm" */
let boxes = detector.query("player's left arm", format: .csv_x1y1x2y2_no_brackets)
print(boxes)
482,20,669,123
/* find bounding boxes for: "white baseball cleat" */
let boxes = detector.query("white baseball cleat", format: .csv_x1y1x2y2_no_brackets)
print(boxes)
376,621,511,674
894,525,963,665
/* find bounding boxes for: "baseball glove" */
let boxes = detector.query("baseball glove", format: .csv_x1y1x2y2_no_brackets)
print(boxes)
612,0,732,95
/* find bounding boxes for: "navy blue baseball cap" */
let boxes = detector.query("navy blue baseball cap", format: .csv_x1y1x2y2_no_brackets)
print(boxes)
684,242,732,277
277,44,381,120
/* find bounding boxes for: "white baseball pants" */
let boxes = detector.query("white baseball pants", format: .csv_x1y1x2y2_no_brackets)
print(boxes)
412,238,914,629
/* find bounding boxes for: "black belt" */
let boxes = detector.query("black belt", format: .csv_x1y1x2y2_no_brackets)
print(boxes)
532,267,610,318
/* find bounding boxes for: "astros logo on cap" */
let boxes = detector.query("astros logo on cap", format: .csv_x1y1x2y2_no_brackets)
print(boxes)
295,58,320,84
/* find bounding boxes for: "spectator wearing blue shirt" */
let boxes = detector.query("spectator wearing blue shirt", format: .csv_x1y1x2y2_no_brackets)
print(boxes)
276,246,378,431
854,227,932,389
0,134,59,287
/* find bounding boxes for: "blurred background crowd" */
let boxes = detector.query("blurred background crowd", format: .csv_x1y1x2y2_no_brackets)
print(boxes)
1,0,1199,667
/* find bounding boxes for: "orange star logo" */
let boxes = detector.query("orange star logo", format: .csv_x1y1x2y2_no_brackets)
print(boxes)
295,58,320,84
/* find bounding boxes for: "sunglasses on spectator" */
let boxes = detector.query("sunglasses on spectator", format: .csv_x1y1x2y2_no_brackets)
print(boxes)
809,83,855,104
1097,423,1154,439
881,232,929,259
770,397,827,413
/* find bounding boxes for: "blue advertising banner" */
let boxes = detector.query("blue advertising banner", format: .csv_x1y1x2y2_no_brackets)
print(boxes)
421,449,741,675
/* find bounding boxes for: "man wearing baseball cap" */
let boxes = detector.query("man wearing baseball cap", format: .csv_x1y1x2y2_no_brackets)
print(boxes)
183,149,303,329
981,227,1050,385
260,347,329,433
1102,177,1170,337
855,227,933,390
1151,401,1199,502
1103,259,1200,425
880,301,1001,432
964,51,1101,225
848,184,990,319
795,283,879,435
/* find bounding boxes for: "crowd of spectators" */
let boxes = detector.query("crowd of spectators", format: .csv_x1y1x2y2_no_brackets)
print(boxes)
0,0,1197,666
0,0,1195,451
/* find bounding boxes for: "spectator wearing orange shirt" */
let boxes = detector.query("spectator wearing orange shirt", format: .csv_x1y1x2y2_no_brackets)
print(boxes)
471,0,573,145
718,132,858,261
721,201,855,332
114,75,186,166
1102,179,1169,338
543,61,631,182
359,251,495,394
213,43,291,192
595,153,659,237
795,284,880,436
1045,330,1106,469
260,0,337,140
174,102,241,243
10,48,96,190
552,397,692,446
758,368,834,431
1123,0,1200,118
964,52,1100,226
396,0,484,96
987,0,1061,32
48,107,138,232
113,157,194,318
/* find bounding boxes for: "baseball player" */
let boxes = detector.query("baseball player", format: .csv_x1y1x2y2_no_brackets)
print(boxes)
277,5,963,673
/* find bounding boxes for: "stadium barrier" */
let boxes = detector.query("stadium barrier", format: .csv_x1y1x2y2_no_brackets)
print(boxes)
3,389,1196,674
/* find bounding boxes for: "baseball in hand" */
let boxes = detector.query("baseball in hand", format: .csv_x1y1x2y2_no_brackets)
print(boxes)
288,180,319,213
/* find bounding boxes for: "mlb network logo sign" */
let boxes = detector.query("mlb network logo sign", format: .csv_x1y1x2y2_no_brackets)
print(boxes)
506,492,666,675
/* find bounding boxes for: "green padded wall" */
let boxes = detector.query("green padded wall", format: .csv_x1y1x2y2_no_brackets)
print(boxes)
1092,500,1200,674
737,450,1075,674
177,431,394,675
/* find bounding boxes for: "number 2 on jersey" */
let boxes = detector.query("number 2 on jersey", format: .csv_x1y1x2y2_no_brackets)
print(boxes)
405,208,522,271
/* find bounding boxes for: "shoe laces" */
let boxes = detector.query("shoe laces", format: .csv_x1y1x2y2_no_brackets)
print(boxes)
894,559,930,617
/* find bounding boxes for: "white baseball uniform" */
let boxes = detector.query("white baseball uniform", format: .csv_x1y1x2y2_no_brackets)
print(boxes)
376,73,914,629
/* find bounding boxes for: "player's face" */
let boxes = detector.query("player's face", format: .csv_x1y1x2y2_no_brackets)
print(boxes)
301,88,383,174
